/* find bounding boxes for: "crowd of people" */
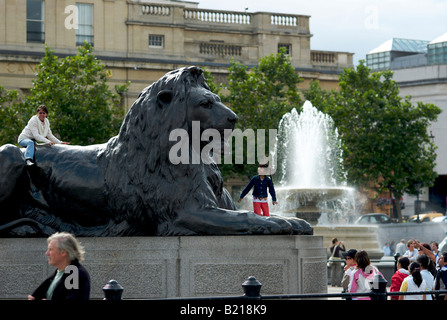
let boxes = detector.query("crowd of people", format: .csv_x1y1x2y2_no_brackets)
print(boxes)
329,237,447,300
390,239,446,300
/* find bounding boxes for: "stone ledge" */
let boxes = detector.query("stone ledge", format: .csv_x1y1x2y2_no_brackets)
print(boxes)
0,235,326,299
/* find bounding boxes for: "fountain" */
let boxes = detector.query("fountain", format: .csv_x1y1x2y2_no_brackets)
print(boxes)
269,101,383,258
270,101,359,224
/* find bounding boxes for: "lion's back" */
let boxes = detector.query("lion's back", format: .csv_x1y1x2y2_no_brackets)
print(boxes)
32,143,108,212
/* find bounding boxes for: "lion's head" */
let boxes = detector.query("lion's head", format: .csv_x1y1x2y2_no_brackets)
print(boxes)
103,67,238,234
111,66,237,162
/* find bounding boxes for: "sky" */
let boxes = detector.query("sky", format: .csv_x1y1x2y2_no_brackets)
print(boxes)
197,0,447,64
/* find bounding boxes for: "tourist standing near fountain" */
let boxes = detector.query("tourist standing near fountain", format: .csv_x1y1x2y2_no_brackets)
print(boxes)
403,240,419,262
238,163,278,217
329,238,346,287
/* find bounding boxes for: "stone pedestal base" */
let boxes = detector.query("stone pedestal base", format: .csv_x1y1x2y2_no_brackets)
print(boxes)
0,235,326,299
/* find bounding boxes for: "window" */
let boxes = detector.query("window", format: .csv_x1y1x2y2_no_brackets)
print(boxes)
27,0,45,43
278,44,291,55
76,3,94,46
428,42,447,64
366,52,391,70
149,35,164,48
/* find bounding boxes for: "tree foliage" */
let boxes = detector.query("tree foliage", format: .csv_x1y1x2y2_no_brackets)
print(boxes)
0,43,129,146
225,48,302,131
0,87,21,146
305,61,441,221
202,67,221,95
221,48,303,179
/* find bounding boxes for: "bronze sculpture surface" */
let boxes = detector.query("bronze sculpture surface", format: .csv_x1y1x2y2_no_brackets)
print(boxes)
0,66,312,237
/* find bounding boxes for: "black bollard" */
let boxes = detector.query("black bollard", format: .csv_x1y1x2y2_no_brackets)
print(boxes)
370,273,388,300
103,279,124,300
242,276,262,299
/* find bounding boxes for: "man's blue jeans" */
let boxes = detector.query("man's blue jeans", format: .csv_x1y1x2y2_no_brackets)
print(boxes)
18,138,35,161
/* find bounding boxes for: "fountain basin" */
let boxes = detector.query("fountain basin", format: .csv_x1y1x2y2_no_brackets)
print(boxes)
277,186,354,202
273,186,357,224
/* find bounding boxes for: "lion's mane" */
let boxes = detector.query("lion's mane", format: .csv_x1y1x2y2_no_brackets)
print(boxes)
103,66,232,235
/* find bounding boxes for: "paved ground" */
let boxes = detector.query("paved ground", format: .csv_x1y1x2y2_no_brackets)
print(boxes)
326,285,344,300
325,285,391,300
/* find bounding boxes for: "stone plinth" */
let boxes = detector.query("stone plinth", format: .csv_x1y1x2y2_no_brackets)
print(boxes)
314,225,383,259
0,235,326,299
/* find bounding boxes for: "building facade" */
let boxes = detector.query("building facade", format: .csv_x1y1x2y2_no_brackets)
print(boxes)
0,0,353,108
367,33,447,217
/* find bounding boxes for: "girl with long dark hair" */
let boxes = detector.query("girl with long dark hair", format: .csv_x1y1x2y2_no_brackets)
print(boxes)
399,262,427,300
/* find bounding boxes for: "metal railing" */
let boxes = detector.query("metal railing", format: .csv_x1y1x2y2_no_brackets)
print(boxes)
102,276,447,301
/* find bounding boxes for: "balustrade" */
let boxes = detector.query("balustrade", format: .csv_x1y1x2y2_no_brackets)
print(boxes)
141,5,170,16
199,43,242,56
270,15,298,26
184,9,251,25
138,4,306,30
311,51,336,64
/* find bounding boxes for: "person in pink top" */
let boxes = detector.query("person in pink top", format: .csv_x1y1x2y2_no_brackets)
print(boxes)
348,250,383,300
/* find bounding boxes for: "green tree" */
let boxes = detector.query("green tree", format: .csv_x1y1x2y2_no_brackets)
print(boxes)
317,61,441,222
225,48,302,131
201,67,221,95
22,43,129,145
221,48,303,179
302,79,337,113
0,87,21,146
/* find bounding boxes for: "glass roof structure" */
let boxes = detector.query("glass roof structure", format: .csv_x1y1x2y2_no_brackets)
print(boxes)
367,38,430,71
429,32,447,45
367,34,447,70
368,38,429,55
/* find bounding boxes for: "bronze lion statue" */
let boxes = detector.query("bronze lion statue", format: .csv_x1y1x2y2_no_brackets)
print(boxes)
0,66,312,237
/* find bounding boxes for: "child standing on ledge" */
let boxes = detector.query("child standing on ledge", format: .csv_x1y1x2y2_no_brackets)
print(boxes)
238,163,277,217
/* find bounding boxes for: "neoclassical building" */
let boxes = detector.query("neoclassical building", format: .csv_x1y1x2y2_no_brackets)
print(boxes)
0,0,353,107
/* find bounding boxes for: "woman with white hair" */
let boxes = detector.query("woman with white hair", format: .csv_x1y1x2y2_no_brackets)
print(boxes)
27,232,90,300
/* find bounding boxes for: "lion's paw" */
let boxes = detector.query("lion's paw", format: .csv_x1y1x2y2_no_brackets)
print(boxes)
268,215,313,235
